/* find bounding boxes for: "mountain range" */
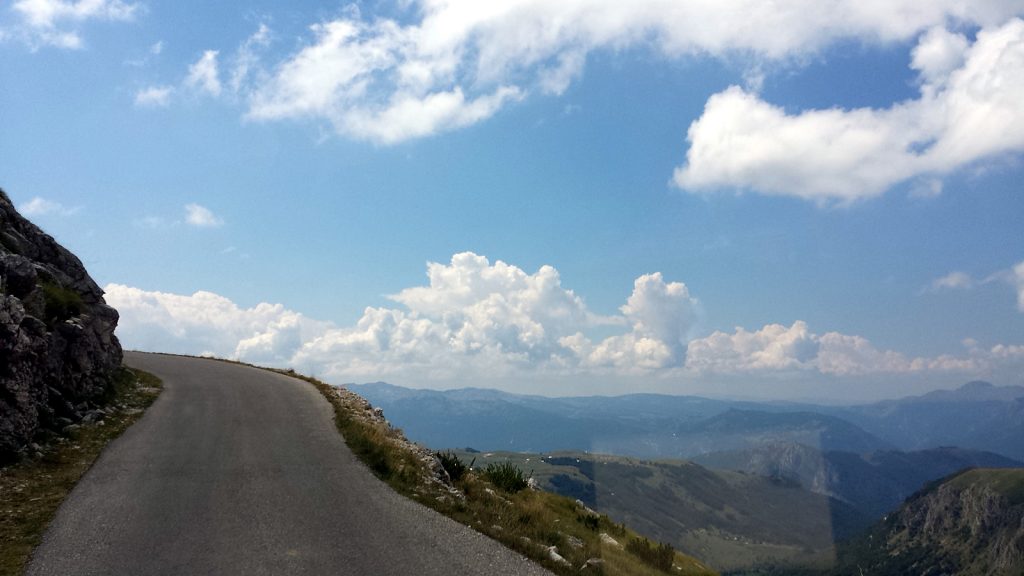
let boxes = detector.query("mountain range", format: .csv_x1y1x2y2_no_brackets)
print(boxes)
350,380,1024,460
353,380,1024,572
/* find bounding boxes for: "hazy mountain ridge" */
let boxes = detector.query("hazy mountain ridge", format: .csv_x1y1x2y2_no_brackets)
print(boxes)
693,443,1021,519
350,379,1024,460
823,381,1024,460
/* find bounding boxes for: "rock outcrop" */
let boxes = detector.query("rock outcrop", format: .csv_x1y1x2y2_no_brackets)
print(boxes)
832,468,1024,575
1,188,122,461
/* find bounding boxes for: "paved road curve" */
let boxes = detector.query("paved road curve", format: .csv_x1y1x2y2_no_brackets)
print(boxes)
27,352,553,576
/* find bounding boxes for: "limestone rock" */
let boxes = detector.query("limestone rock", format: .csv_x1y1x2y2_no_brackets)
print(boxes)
1,188,123,461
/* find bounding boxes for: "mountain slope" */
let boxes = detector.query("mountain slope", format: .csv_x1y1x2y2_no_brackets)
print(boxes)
457,450,869,573
831,468,1024,576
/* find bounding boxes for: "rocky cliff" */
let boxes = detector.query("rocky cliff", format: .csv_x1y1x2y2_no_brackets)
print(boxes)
832,468,1024,575
1,188,123,462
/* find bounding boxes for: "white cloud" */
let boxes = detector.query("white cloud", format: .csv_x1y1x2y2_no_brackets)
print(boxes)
684,320,1010,376
105,284,330,363
230,24,271,95
337,86,523,145
562,272,699,371
106,252,1022,388
134,85,173,107
18,196,78,216
184,203,224,228
924,262,1024,311
911,26,969,83
186,50,222,97
10,0,138,49
237,0,1020,145
674,18,1024,204
150,40,163,55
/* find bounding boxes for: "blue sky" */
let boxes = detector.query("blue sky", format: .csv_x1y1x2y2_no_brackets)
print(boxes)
2,0,1023,401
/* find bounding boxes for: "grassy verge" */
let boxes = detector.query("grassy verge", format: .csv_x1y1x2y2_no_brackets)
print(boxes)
279,369,716,576
0,367,162,576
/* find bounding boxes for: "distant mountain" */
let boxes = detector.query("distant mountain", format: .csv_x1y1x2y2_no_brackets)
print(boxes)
351,383,889,457
676,409,891,455
349,383,648,453
694,443,1022,519
352,380,1024,461
826,381,1024,460
456,449,867,574
829,468,1024,575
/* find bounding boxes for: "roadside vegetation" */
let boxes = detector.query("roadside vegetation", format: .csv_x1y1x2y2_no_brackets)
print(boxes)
281,368,716,576
0,368,162,576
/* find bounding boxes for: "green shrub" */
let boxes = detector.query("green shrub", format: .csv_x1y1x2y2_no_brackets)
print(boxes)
484,461,529,493
41,281,83,325
626,537,676,572
577,513,600,531
437,450,473,482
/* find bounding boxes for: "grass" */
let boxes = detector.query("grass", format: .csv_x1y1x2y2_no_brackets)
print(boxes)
949,468,1024,506
277,368,717,576
0,367,162,576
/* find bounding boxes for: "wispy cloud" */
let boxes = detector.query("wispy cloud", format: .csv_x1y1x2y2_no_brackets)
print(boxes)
185,50,222,97
18,196,79,217
134,85,173,107
927,271,977,292
9,0,139,50
184,203,224,228
924,261,1024,312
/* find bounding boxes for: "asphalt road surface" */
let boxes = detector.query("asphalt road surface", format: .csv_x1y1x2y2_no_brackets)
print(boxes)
26,352,553,576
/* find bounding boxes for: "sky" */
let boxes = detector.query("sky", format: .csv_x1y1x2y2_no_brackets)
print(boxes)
1,0,1023,402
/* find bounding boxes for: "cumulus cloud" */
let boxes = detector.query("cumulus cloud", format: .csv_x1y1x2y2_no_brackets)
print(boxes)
184,203,224,228
232,0,1020,144
134,85,173,107
105,284,330,363
185,50,222,96
17,196,78,216
106,252,1020,388
10,0,138,49
674,18,1024,203
567,273,700,370
106,253,696,379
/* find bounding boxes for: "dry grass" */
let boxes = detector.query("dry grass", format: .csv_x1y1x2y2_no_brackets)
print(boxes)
0,368,162,576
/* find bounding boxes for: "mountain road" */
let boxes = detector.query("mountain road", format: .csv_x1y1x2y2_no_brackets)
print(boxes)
25,352,552,576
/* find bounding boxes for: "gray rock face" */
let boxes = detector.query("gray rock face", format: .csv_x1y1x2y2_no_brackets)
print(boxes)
1,188,122,461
